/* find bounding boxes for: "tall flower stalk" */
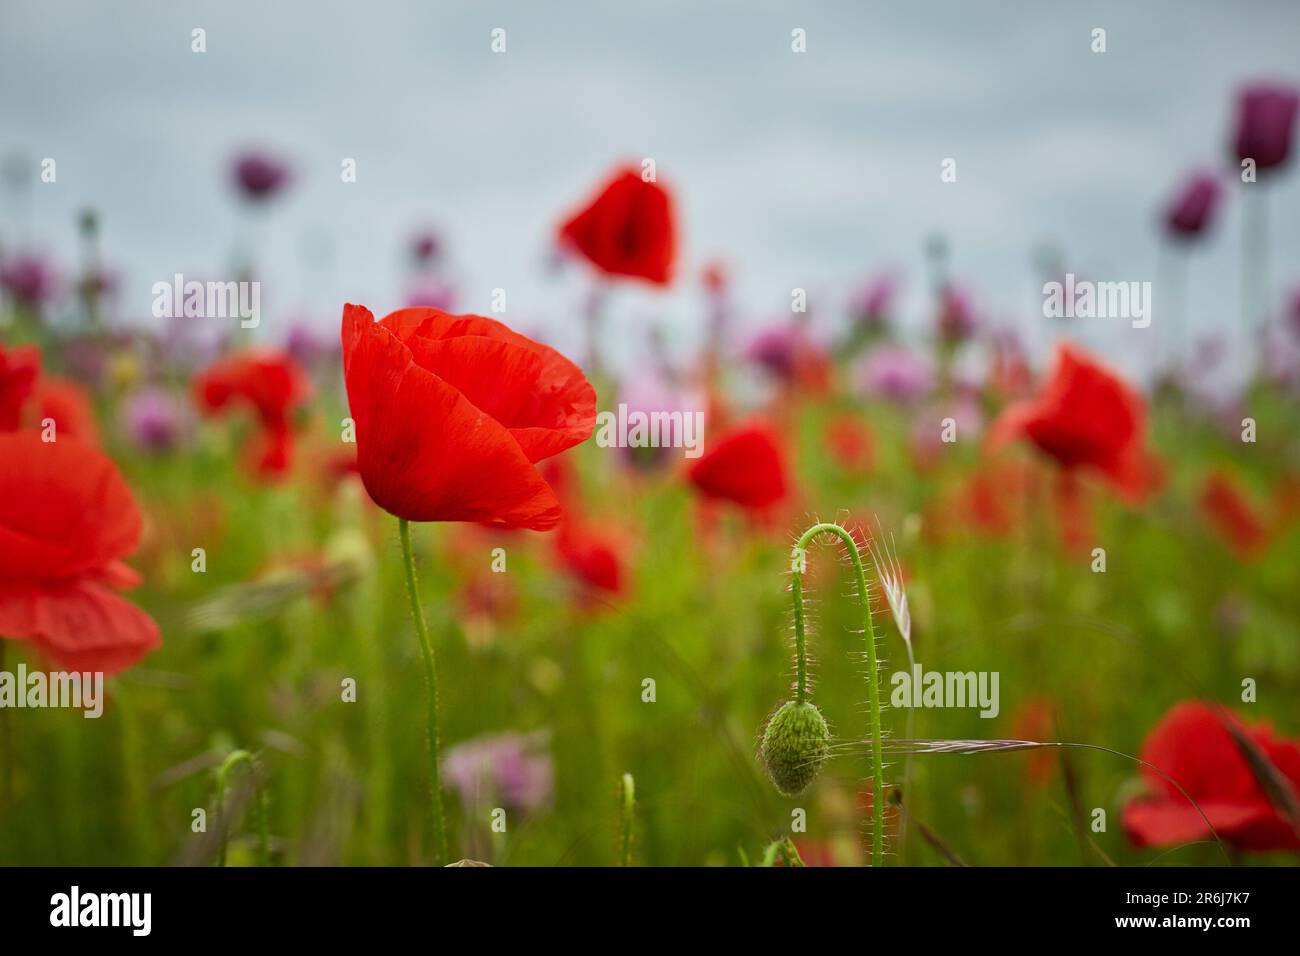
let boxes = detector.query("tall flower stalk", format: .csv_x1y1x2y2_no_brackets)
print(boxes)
398,518,448,865
869,527,915,859
763,521,886,867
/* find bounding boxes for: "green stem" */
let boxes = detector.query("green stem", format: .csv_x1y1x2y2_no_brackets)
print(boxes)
791,522,885,867
398,518,449,865
618,772,635,867
790,547,809,705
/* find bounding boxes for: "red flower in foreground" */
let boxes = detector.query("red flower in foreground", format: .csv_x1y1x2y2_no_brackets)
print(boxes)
1124,701,1300,852
558,166,677,285
686,422,789,511
193,349,311,478
0,343,41,430
989,343,1158,502
1199,471,1270,558
341,305,597,530
0,432,160,673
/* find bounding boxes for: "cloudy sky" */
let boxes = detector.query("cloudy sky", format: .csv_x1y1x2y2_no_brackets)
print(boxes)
2,1,1298,378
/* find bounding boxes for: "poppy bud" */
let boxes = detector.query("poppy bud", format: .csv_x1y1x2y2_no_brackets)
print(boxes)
760,700,830,796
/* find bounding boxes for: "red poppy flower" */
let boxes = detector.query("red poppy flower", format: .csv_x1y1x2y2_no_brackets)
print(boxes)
557,166,677,286
686,421,789,511
33,376,100,445
1123,701,1300,852
193,349,311,478
341,304,596,530
1199,471,1269,558
0,432,160,673
989,343,1158,502
554,522,626,599
0,342,40,431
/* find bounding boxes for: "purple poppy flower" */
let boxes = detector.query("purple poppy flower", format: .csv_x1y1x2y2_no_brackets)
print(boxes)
744,323,806,380
1163,172,1222,240
442,732,553,814
1233,82,1299,172
410,230,442,266
860,345,934,404
937,284,978,343
849,273,901,332
0,253,56,309
122,387,188,453
232,151,291,202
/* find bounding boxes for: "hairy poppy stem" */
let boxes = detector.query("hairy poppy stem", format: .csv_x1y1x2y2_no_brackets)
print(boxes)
791,522,885,867
398,518,449,866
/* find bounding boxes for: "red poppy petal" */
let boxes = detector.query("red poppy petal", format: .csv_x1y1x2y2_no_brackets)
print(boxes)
406,335,594,462
0,433,142,581
343,309,563,529
1122,798,1271,848
0,580,160,675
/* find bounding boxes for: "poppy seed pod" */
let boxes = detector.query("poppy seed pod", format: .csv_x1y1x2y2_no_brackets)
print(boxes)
760,700,830,796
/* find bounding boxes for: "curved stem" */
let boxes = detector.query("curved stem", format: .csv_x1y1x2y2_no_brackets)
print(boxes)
791,522,885,867
398,518,449,866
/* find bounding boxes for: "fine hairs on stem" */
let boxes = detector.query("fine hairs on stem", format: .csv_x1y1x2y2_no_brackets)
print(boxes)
760,521,887,868
398,517,449,866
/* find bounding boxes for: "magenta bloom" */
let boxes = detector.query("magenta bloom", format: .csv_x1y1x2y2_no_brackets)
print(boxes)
937,284,978,343
122,387,188,453
410,230,442,266
849,274,901,332
745,323,804,380
232,151,291,202
1233,83,1300,172
1163,172,1222,240
0,253,56,309
442,732,553,814
860,345,934,404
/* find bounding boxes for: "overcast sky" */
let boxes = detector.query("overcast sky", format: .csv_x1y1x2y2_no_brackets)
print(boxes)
2,1,1299,380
